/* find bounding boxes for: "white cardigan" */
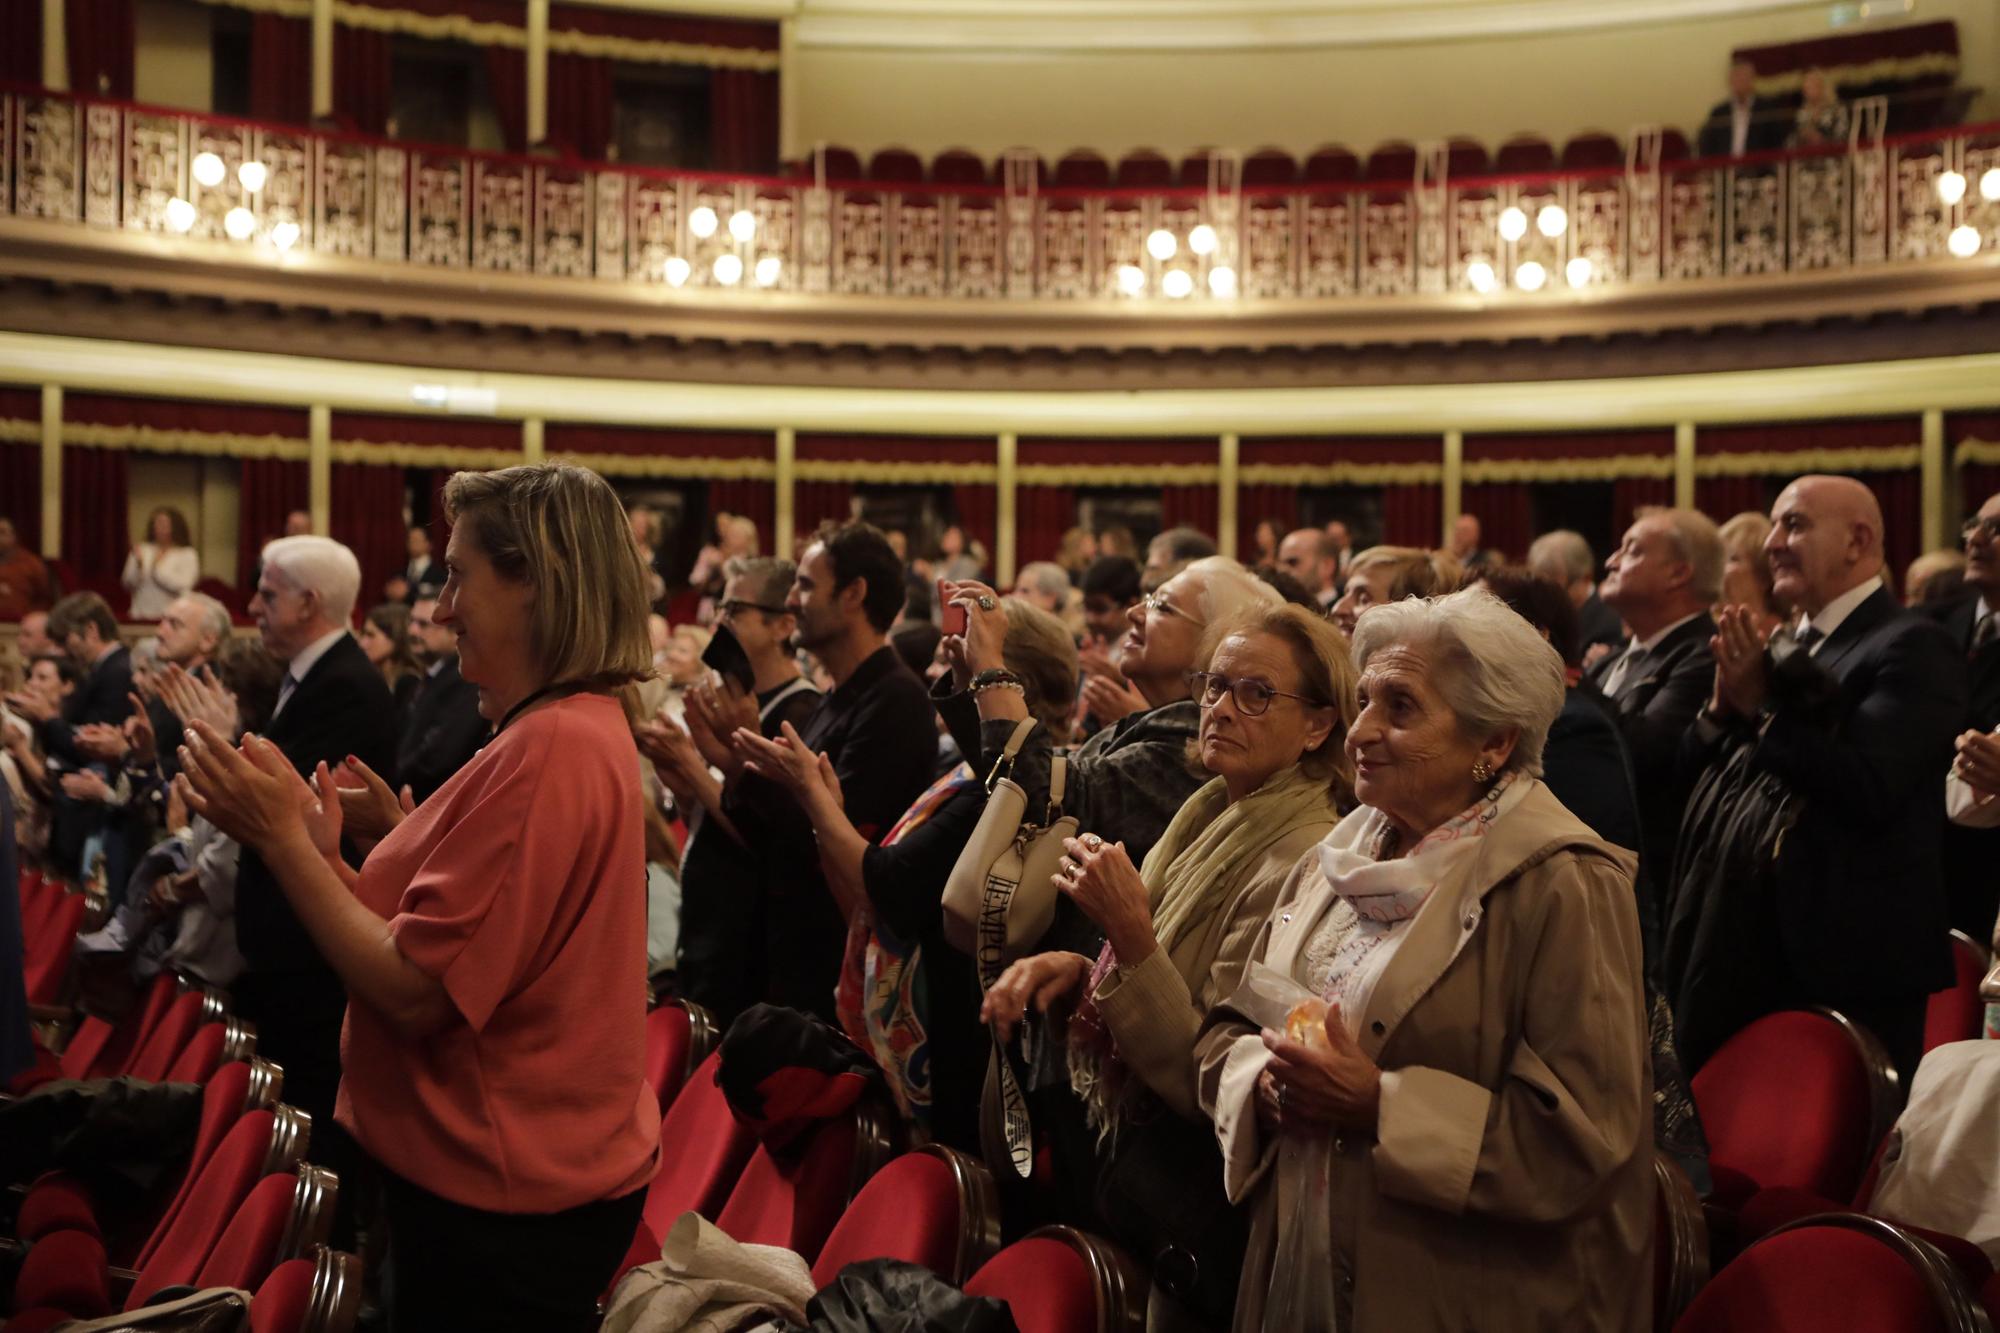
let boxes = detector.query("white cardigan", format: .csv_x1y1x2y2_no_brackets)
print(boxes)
122,543,200,618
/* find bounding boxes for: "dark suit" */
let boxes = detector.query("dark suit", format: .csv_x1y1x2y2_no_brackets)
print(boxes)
1585,613,1715,910
403,558,443,598
1576,592,1626,659
42,644,132,765
1669,588,1964,1079
1698,96,1788,158
232,632,398,1136
43,645,133,882
1927,593,2000,938
395,656,488,804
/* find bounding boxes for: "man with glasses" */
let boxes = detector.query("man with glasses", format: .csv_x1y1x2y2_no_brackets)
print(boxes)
1929,495,2000,936
643,557,820,1026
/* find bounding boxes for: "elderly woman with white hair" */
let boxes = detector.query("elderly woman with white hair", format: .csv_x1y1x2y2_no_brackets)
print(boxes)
1196,587,1651,1333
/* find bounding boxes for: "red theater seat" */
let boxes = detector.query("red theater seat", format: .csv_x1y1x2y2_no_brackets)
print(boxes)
24,890,87,1004
643,1003,694,1116
1445,137,1490,177
963,1227,1147,1333
810,1146,999,1287
818,147,864,184
1115,150,1173,189
1243,148,1298,187
930,149,990,186
714,1113,864,1263
125,990,210,1083
1691,1009,1897,1212
1563,131,1625,170
1303,145,1359,185
1054,150,1111,189
1364,141,1418,183
1673,1215,1987,1333
1494,134,1556,174
869,148,925,183
618,1051,757,1277
1923,931,1988,1054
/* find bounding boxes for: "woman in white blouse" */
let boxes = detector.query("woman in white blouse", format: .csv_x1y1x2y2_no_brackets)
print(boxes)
123,506,200,620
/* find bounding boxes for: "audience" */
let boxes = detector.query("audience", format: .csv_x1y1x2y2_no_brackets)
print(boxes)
394,594,488,805
1010,561,1072,617
1198,587,1651,1332
1699,57,1786,158
983,601,1353,1326
1789,67,1849,149
1668,476,1964,1080
180,464,658,1332
1929,492,2000,938
1448,513,1497,569
359,600,423,717
1276,527,1339,609
1143,525,1220,590
1716,509,1784,637
1330,545,1457,636
0,517,51,621
1527,529,1624,658
402,524,443,597
1906,547,1968,607
16,608,55,659
122,506,200,621
1323,520,1354,578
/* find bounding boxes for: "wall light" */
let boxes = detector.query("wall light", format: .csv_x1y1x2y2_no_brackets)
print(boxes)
664,256,691,286
191,152,225,188
1116,263,1146,295
1465,260,1497,292
1160,268,1194,298
728,209,757,243
713,253,745,285
165,197,197,233
1207,265,1236,297
1147,229,1178,260
754,255,782,286
1514,260,1548,291
1565,256,1593,287
223,206,256,240
270,220,300,251
237,161,267,193
1497,207,1528,242
1948,224,1982,259
688,206,719,239
1188,224,1218,256
1537,204,1568,237
1937,170,1967,206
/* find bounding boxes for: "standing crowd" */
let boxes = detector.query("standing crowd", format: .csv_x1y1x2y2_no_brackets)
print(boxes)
4,465,1999,1330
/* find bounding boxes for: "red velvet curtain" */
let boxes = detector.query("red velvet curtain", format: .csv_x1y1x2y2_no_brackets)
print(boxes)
1965,466,2000,520
1160,484,1219,542
1459,484,1535,563
1236,484,1298,563
60,447,128,592
426,469,457,556
237,459,309,589
1612,477,1676,540
2,2,42,83
1016,487,1075,570
334,24,393,135
711,69,780,174
1,445,40,556
1382,484,1441,548
65,0,133,98
952,484,996,561
793,483,854,549
332,464,410,616
705,479,776,551
1694,475,1770,523
547,52,614,160
1865,470,1921,584
249,14,312,125
486,45,528,153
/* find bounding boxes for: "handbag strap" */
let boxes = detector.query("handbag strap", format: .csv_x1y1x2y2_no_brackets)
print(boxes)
1048,754,1068,822
984,717,1040,791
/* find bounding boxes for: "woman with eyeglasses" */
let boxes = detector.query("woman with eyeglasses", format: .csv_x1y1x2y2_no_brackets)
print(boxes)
975,599,1357,1328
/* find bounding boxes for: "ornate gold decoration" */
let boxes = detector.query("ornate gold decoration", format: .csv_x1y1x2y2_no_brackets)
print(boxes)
1693,445,1920,475
1753,54,1958,99
1953,437,2000,467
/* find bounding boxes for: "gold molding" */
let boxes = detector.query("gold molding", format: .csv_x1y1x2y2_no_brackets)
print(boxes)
1954,437,2000,467
1462,454,1675,483
547,450,771,478
1238,461,1444,485
1691,444,1920,475
794,459,996,483
186,0,782,70
1753,53,1959,99
1017,463,1219,486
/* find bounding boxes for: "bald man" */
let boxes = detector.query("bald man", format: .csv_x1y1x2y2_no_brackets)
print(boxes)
1667,476,1965,1081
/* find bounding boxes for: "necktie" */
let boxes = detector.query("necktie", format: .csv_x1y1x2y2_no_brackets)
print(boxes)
1794,624,1825,654
1602,642,1644,699
274,673,299,717
1973,612,1996,659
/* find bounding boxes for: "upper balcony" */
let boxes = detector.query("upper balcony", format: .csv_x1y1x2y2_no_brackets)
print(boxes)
4,84,2000,357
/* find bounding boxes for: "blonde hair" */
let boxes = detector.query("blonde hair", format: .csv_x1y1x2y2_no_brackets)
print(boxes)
1001,599,1080,736
1717,510,1775,604
1349,545,1453,602
445,464,654,692
1199,602,1359,799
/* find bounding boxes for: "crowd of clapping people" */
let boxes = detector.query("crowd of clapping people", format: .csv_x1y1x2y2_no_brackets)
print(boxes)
2,462,1998,1331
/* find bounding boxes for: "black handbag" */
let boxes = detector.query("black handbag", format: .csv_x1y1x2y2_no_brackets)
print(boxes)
1091,1096,1248,1330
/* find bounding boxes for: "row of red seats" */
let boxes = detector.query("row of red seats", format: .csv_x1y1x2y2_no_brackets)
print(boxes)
17,871,94,1011
4,940,363,1332
793,132,1689,192
632,999,1147,1330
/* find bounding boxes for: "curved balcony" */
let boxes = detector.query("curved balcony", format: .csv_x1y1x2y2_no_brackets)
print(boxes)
2,85,1999,354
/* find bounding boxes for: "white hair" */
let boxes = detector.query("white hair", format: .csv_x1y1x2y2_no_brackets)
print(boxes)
1350,586,1565,778
178,591,233,642
1182,555,1283,624
260,535,362,624
1527,530,1594,585
1017,561,1071,600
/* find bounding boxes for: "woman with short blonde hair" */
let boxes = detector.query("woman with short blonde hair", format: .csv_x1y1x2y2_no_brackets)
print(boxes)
1330,545,1454,635
180,463,659,1333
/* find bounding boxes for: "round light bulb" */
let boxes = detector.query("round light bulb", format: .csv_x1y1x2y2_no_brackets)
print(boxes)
1188,224,1218,256
165,197,197,233
191,152,225,188
1565,255,1593,287
713,253,744,285
1207,265,1236,297
1514,260,1548,291
688,206,719,239
728,209,757,243
236,160,267,193
270,220,300,251
1536,204,1568,238
1116,263,1146,295
754,255,782,287
1948,224,1981,259
1146,228,1177,261
223,206,256,241
663,256,691,287
1465,260,1497,293
1980,168,2000,203
1936,170,1967,206
1160,268,1194,298
1497,206,1528,242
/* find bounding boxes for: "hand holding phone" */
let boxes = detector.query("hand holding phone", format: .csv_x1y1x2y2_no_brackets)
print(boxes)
939,578,969,636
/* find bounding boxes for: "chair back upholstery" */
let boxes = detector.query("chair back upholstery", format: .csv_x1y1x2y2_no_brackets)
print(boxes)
165,1023,229,1085
191,1172,296,1296
1924,931,1989,1054
133,1106,276,1274
1691,1009,1895,1207
715,1113,861,1262
126,991,206,1083
1673,1215,1990,1333
964,1226,1147,1333
24,891,87,1004
810,1145,1000,1287
640,1051,755,1237
644,1003,693,1115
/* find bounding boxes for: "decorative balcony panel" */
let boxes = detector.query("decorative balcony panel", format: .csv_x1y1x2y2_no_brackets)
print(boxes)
5,90,2000,354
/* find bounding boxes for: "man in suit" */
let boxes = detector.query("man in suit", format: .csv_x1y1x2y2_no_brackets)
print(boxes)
1276,527,1340,609
1671,477,1964,1080
395,594,487,803
1928,490,2000,938
402,524,443,600
232,536,399,1144
1698,58,1787,159
1530,529,1627,661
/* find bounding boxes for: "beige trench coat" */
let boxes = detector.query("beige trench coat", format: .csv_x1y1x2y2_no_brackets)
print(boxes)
1196,781,1653,1332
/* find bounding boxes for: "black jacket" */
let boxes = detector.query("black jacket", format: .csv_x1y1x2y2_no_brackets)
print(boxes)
1585,611,1714,908
235,633,400,978
43,645,132,765
1926,593,2000,938
1697,96,1789,158
395,656,489,804
1668,589,1965,1071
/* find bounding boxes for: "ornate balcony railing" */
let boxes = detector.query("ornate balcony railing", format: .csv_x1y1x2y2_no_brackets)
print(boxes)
3,86,1998,319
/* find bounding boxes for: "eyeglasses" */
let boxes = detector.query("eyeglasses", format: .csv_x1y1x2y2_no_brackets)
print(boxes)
1142,590,1206,627
1963,517,2000,545
719,600,785,620
1186,670,1329,717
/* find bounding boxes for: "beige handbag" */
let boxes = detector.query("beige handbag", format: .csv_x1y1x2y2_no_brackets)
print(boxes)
941,718,1075,972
